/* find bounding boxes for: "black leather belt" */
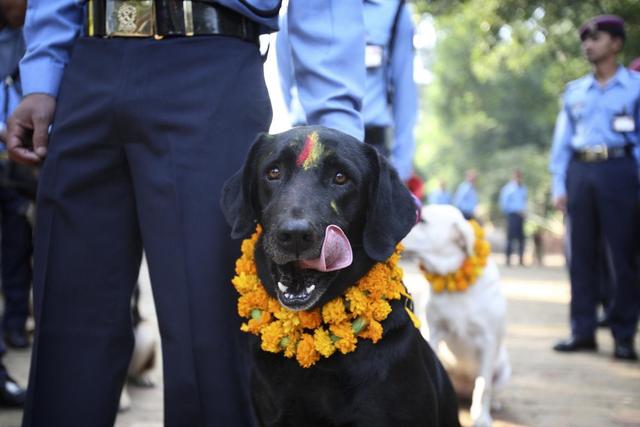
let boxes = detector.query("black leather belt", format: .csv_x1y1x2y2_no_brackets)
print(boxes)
86,0,259,44
572,144,633,162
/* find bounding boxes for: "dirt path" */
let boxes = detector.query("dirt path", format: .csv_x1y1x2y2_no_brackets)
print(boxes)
1,257,638,427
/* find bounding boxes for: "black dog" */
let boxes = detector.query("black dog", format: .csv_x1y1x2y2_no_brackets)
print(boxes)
222,126,460,427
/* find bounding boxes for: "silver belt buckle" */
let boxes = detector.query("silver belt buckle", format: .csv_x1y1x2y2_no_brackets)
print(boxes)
106,0,155,37
581,144,606,161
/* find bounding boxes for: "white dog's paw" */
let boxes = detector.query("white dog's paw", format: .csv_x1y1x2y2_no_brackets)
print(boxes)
471,413,492,427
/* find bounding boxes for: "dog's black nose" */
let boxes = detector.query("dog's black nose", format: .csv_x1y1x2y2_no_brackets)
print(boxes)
276,219,315,254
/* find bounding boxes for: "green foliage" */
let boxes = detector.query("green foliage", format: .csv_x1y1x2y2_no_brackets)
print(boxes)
412,0,640,222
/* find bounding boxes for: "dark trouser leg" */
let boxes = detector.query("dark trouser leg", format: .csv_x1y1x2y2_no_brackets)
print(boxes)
22,39,141,427
506,213,524,265
117,37,270,426
515,214,525,264
566,161,599,340
595,158,640,341
505,214,513,265
0,187,32,334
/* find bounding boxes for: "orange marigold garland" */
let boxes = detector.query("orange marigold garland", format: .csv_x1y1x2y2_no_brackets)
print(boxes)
420,219,491,293
232,225,415,368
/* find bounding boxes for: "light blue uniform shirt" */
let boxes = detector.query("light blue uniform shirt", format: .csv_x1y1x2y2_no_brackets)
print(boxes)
276,0,418,180
428,189,451,205
453,181,477,216
499,180,527,214
19,0,366,140
549,66,640,199
0,27,25,127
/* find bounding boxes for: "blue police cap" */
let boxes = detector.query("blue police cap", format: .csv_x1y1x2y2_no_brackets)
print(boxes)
579,15,625,41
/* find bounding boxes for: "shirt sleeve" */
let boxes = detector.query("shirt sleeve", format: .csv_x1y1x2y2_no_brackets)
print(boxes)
549,97,574,200
19,0,84,97
287,0,365,141
389,5,417,181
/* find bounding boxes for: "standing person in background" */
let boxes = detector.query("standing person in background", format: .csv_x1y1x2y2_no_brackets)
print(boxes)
499,169,528,267
453,169,478,220
276,0,418,184
549,15,639,361
6,1,367,425
0,0,28,407
428,179,452,205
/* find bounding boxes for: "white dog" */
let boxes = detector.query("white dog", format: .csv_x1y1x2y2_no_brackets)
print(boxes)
403,205,510,427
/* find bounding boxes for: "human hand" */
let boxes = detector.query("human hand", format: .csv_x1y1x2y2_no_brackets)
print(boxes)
553,195,566,212
7,94,56,165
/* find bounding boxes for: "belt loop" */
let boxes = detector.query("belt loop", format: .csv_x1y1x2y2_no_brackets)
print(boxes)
183,0,194,36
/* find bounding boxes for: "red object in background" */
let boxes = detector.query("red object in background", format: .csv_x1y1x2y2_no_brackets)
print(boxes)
405,174,424,200
630,57,640,72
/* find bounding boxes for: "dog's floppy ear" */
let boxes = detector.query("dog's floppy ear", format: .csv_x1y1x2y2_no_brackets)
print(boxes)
363,147,417,262
220,133,267,239
452,216,476,257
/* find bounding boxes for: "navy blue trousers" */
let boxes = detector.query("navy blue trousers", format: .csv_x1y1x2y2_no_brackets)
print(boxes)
566,157,640,341
23,36,271,427
0,184,32,336
505,212,524,265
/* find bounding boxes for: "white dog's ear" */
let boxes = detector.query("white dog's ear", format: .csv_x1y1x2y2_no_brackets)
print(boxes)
452,218,476,257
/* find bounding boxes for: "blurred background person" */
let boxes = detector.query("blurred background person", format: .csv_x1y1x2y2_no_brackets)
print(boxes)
549,15,639,361
0,0,29,407
499,169,528,267
276,0,418,185
428,179,452,205
453,169,478,220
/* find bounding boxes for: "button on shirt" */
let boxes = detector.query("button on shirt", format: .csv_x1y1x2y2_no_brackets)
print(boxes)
453,181,477,216
549,66,640,199
499,180,527,214
276,0,418,180
19,0,366,140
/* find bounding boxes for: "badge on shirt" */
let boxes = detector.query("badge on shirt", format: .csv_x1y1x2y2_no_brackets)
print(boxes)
612,114,636,133
365,44,384,69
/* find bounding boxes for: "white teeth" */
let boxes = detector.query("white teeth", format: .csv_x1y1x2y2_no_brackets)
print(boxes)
278,282,288,292
305,285,315,293
285,293,292,299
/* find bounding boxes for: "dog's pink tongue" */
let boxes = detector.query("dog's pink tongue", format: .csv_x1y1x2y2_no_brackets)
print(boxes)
298,225,353,272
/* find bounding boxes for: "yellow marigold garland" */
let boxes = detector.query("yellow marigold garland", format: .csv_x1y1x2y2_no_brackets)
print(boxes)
419,220,491,293
232,225,415,368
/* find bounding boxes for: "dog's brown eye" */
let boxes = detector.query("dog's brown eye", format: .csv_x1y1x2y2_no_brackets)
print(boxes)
334,172,348,185
267,167,281,181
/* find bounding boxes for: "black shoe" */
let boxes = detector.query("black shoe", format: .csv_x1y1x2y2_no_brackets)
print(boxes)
553,336,597,352
613,339,638,361
4,329,30,349
0,376,26,407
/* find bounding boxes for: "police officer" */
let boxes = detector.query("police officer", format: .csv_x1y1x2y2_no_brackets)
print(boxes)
276,0,418,183
428,179,452,205
0,0,32,351
453,169,478,220
0,0,28,407
549,15,639,361
499,169,527,267
6,1,366,426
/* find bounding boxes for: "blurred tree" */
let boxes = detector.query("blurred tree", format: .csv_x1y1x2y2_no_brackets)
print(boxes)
412,0,639,226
